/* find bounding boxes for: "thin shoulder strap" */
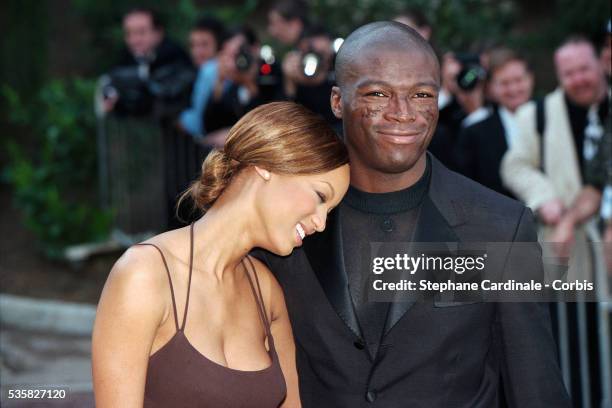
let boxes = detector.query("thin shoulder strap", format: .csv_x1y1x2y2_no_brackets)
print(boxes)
133,223,195,333
243,256,273,339
180,222,195,332
134,242,180,332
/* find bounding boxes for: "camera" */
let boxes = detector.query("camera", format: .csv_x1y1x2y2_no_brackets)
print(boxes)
301,49,323,77
455,53,486,91
102,62,194,117
235,44,254,72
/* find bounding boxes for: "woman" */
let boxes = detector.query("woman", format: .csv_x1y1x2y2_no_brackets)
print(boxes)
92,101,350,407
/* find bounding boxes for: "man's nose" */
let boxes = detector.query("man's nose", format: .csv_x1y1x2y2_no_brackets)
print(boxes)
385,96,417,122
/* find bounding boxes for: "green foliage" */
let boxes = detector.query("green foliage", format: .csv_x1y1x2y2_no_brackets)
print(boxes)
2,79,112,258
310,0,517,52
0,0,49,104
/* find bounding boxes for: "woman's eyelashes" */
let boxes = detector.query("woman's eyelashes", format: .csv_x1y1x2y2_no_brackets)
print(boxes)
316,191,327,203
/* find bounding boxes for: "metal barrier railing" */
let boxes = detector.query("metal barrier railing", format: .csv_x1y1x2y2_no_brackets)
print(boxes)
551,222,611,408
97,115,167,243
95,81,210,245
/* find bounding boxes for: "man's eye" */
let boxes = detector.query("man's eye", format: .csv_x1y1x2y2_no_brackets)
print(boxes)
415,92,434,98
366,91,386,97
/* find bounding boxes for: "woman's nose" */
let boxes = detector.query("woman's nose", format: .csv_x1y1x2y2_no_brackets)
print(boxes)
312,213,327,232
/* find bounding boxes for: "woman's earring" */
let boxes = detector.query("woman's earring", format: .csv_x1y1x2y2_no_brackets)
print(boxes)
255,166,271,181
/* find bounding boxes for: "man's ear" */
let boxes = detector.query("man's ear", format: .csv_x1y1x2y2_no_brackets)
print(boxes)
330,86,343,119
254,166,271,181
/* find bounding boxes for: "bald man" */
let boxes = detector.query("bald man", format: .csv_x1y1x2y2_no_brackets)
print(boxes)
256,22,570,407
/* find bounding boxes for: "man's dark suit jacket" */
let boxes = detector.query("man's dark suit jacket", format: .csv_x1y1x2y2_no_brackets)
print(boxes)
454,109,515,198
255,156,571,408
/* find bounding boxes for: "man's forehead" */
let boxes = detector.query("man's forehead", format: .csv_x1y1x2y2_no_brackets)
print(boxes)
556,43,596,63
348,46,439,80
351,46,437,71
356,41,432,59
124,14,154,30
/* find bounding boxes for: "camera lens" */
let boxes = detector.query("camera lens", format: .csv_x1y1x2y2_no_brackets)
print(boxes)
456,64,486,91
302,53,320,77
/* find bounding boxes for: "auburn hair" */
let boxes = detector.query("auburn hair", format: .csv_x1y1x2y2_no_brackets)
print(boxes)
180,101,348,212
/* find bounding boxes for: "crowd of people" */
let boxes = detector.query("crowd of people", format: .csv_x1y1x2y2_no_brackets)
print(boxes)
100,3,611,257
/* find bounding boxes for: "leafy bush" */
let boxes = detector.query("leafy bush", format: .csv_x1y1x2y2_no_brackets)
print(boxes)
2,79,112,258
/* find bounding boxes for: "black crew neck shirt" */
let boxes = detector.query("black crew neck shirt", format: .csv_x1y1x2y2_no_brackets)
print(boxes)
340,156,431,356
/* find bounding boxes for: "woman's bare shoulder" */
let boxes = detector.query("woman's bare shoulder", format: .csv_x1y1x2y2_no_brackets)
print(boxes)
104,243,172,302
95,244,172,343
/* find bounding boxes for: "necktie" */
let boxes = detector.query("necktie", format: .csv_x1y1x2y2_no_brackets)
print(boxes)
583,104,603,162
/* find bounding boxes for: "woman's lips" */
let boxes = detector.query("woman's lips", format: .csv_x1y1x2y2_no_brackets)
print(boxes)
295,223,305,246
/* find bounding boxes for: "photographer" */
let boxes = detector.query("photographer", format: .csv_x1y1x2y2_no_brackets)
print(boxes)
454,48,534,198
179,17,226,138
267,0,309,47
281,24,341,129
428,50,488,169
101,8,194,118
188,16,225,67
202,27,284,146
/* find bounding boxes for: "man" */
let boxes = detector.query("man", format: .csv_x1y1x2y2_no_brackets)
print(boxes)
455,48,534,197
501,37,608,252
256,22,570,407
188,16,225,67
281,24,341,129
267,0,309,47
179,17,226,137
201,27,284,146
103,8,193,116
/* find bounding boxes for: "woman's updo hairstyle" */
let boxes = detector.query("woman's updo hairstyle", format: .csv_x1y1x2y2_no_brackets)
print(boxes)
182,101,348,212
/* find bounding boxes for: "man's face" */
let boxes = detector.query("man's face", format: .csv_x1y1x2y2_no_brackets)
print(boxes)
555,43,605,106
267,11,301,45
489,60,534,112
123,12,161,57
189,30,217,66
331,46,440,175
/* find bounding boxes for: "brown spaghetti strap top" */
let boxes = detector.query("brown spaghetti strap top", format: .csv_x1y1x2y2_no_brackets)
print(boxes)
136,223,287,407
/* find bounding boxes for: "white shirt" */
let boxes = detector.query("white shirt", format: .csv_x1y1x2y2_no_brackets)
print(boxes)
438,89,452,110
497,106,519,148
462,106,491,128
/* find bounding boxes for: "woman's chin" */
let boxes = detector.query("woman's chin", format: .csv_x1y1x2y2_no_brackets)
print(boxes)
265,241,297,257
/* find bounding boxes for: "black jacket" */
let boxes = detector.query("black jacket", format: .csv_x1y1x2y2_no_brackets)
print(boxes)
255,155,570,408
454,109,515,198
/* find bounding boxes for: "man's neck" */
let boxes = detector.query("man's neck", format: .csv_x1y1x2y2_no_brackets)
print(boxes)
349,154,427,193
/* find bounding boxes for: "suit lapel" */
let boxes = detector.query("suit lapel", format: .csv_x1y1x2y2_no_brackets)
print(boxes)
382,155,463,337
382,194,460,336
303,156,465,341
490,111,508,154
302,207,363,339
